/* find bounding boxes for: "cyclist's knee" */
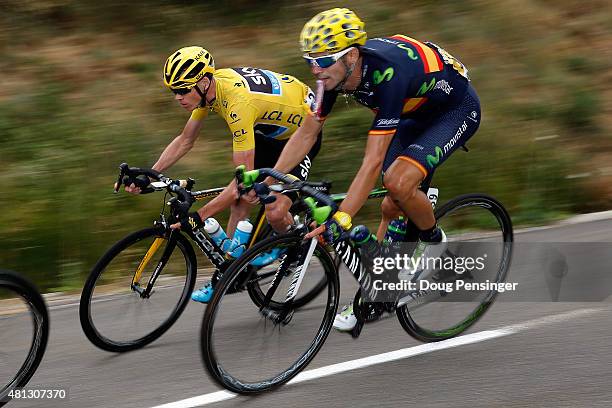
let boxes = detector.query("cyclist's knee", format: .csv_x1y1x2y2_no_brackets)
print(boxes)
383,160,423,201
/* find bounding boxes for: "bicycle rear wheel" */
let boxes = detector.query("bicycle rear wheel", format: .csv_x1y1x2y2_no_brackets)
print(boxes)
201,231,339,394
80,227,196,352
0,270,49,405
397,193,513,342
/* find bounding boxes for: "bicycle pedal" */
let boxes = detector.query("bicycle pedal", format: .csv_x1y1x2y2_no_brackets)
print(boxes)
351,320,364,338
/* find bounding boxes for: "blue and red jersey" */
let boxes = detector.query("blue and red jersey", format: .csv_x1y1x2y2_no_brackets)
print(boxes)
319,35,470,137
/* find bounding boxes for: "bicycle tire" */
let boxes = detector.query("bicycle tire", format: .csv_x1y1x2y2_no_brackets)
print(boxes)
79,227,197,352
396,193,513,342
0,270,49,405
201,231,339,394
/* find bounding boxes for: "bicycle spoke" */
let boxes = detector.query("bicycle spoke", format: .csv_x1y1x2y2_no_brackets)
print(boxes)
202,233,338,393
80,228,196,352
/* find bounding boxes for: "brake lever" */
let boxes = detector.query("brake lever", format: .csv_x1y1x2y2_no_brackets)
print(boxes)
114,163,129,193
254,182,276,205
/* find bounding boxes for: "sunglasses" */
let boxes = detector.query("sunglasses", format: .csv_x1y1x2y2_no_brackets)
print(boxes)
303,47,353,69
171,87,193,96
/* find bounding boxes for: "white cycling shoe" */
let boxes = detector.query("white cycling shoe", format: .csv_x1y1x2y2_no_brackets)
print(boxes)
332,303,357,331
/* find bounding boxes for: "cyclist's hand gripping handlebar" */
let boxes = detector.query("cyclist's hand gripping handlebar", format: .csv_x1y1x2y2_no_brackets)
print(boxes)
114,163,162,194
234,166,337,224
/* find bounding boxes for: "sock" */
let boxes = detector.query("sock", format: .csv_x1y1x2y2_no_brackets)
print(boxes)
419,224,442,243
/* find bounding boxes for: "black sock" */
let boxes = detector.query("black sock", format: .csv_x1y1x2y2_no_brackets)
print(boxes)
419,225,442,243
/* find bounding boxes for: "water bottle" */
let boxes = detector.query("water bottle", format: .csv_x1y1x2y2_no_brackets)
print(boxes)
228,220,253,258
350,225,382,265
204,218,233,251
350,225,377,247
350,225,384,302
383,217,407,245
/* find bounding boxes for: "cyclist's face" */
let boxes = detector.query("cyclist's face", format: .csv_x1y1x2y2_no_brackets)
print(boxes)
174,87,200,111
308,55,344,91
308,49,358,91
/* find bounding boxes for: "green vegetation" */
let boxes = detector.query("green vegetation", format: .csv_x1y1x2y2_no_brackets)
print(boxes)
1,0,611,290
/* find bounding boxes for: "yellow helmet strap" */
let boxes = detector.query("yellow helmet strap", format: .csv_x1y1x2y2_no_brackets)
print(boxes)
194,73,213,107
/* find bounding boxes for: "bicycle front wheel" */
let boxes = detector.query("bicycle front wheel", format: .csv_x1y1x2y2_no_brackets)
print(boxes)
397,193,513,342
202,231,339,394
0,270,49,404
79,227,197,352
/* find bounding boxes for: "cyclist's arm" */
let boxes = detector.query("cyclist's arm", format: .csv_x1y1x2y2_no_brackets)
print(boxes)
152,117,204,172
338,132,394,217
273,114,323,174
339,69,405,217
196,103,258,219
196,149,255,220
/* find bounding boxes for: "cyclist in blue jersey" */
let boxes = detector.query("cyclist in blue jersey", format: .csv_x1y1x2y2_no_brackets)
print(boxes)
271,8,482,330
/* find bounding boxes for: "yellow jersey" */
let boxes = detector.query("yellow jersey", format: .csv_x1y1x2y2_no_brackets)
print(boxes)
190,68,315,152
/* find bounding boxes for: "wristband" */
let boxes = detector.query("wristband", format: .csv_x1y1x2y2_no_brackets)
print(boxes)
332,211,352,230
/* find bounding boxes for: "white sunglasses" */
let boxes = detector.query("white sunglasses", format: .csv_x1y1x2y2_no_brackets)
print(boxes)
303,47,354,69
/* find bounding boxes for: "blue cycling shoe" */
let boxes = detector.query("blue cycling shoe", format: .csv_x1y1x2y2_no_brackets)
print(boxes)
249,247,285,267
191,282,214,303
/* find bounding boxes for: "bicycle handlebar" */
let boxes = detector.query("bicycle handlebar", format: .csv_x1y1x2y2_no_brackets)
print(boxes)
114,162,194,206
234,165,337,224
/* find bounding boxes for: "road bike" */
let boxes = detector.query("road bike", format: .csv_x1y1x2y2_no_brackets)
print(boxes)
201,167,513,394
0,270,49,406
79,164,329,352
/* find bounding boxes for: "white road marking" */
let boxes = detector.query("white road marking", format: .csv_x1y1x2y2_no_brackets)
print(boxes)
148,307,603,408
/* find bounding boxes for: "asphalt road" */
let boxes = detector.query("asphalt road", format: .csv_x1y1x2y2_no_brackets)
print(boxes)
5,217,612,408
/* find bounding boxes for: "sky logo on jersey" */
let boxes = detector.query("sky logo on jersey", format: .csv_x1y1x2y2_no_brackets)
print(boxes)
254,123,288,139
234,68,282,95
262,70,281,95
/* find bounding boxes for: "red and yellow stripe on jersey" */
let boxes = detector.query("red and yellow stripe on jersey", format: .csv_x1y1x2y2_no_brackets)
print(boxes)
368,129,396,136
389,35,444,73
401,97,428,115
388,35,444,115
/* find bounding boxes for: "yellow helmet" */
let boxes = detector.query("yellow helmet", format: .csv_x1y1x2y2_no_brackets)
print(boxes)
300,8,367,54
163,46,215,90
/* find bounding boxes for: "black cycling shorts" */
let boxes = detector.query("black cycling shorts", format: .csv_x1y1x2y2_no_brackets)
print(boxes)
383,84,481,180
254,132,322,181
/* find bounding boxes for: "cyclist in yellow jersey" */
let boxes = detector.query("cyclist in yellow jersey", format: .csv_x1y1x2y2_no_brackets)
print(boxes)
125,46,321,303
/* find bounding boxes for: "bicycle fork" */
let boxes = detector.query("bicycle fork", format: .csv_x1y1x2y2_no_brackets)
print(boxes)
132,231,178,298
260,237,318,325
